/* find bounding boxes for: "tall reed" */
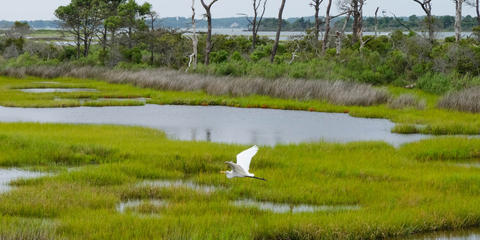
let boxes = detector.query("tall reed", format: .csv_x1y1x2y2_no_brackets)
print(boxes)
0,65,389,106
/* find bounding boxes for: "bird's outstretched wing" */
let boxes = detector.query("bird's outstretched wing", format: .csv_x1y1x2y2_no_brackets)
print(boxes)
236,145,259,173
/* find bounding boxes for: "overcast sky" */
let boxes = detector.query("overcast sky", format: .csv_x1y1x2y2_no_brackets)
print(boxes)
0,0,477,21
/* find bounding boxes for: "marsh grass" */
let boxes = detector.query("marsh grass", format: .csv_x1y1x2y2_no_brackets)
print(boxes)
388,94,426,110
1,65,390,106
438,87,480,113
1,123,480,239
0,217,55,240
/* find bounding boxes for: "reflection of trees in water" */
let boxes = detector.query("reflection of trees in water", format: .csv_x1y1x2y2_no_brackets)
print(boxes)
250,130,258,145
206,129,211,142
190,129,197,141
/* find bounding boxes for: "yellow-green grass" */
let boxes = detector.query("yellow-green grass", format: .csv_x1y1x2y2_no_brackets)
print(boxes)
1,123,480,239
1,76,480,136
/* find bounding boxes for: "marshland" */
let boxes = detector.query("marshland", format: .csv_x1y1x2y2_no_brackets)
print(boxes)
2,0,480,240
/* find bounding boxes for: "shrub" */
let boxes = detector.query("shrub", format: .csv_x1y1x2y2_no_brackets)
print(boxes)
417,73,453,94
210,50,229,63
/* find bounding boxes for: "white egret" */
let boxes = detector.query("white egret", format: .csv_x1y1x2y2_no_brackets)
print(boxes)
222,145,266,181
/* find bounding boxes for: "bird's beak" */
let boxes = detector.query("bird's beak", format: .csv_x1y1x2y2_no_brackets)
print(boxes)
220,171,226,174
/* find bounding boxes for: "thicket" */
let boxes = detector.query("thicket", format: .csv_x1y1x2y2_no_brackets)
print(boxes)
2,25,480,96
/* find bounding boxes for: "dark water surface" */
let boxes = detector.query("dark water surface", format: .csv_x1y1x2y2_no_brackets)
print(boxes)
0,105,430,146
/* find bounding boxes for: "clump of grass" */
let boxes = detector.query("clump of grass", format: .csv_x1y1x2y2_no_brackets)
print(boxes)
438,87,480,113
1,65,390,106
401,137,480,161
391,124,420,134
0,134,123,167
0,217,55,240
389,94,426,110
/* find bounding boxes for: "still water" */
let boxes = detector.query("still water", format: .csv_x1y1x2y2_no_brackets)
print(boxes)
0,105,429,146
0,169,45,194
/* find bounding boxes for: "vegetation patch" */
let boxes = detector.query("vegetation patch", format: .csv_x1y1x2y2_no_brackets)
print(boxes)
0,123,479,239
438,87,480,113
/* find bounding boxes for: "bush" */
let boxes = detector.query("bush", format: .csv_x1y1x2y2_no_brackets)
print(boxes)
417,73,453,94
210,50,229,63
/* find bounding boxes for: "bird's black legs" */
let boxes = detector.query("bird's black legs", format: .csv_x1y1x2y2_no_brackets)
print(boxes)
247,176,267,181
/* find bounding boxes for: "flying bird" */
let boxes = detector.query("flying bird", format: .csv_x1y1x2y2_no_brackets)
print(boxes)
222,145,266,181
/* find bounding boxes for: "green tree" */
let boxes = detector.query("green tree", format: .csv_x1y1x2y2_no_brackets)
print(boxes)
55,0,103,57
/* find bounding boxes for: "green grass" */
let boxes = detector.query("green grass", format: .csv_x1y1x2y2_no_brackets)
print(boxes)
1,123,480,239
1,76,479,136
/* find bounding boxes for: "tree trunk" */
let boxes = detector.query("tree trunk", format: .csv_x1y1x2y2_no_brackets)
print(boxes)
322,0,332,53
252,0,258,50
200,0,219,65
476,0,480,25
336,12,351,55
271,0,286,63
150,16,155,65
352,0,360,43
83,29,89,57
413,1,434,43
205,8,213,65
251,0,266,51
374,7,379,37
190,0,198,70
76,32,81,59
455,0,464,42
103,27,108,52
313,0,321,44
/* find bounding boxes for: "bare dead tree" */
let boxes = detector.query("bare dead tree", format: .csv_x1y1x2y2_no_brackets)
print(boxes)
352,0,365,44
249,0,268,50
476,0,480,24
271,0,287,63
188,0,198,71
454,0,465,42
466,0,480,24
200,0,220,65
336,12,351,55
413,0,434,43
322,0,333,53
148,10,158,65
374,7,379,37
310,0,324,44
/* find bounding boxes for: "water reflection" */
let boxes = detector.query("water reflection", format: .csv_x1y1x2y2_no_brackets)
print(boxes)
408,229,480,240
20,88,98,93
0,105,432,146
233,199,360,214
141,180,218,193
116,199,167,214
0,169,45,194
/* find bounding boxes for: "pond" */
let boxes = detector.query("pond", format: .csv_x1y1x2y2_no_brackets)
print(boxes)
141,180,218,194
233,199,360,214
0,105,430,146
19,88,98,93
0,169,45,194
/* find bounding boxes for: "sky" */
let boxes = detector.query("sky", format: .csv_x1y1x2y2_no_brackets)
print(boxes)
0,0,477,21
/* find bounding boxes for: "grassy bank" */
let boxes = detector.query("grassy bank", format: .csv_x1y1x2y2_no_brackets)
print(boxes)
0,123,480,239
1,75,480,136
